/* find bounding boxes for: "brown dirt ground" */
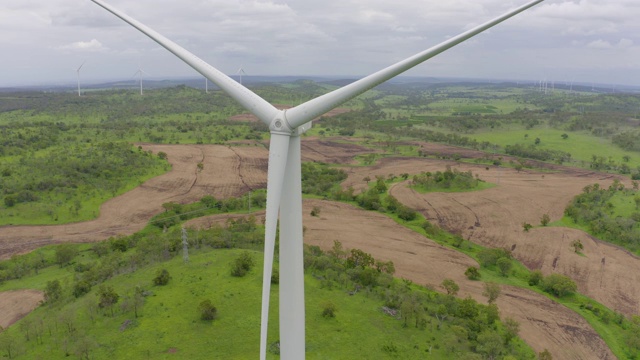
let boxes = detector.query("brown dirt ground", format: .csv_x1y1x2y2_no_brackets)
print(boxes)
185,199,614,360
0,289,43,329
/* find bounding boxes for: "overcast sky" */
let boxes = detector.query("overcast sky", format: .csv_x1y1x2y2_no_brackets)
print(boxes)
1,0,638,88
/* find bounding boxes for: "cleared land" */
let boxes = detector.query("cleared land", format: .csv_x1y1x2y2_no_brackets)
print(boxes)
0,289,43,329
0,139,634,359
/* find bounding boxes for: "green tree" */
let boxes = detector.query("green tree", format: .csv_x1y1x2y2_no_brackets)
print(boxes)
230,251,255,277
465,266,481,280
538,349,553,360
321,301,337,318
153,268,171,286
522,222,533,232
44,280,62,304
542,273,577,297
540,213,550,226
441,279,459,296
97,285,120,316
570,239,584,253
482,282,501,304
346,249,374,269
199,299,217,321
476,330,504,360
528,270,544,286
55,244,78,268
496,257,513,277
503,317,520,344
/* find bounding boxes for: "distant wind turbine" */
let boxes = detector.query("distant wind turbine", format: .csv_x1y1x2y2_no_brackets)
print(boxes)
133,67,148,95
76,60,86,96
237,66,246,85
88,0,545,359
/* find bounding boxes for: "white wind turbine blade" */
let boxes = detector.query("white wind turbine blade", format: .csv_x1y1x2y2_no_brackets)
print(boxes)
89,0,278,126
286,0,544,129
260,132,291,360
77,60,86,97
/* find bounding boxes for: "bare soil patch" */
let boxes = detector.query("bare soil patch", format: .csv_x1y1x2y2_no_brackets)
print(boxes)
0,289,43,329
185,199,614,360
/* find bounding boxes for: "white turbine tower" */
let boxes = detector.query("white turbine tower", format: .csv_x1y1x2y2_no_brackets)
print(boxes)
133,67,147,95
237,66,246,85
88,0,544,358
76,60,86,97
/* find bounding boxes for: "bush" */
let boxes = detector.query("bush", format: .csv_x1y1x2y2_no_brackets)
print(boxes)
464,266,481,280
153,269,171,286
230,251,255,277
321,301,337,318
73,280,92,298
528,270,544,286
199,299,217,321
542,273,577,297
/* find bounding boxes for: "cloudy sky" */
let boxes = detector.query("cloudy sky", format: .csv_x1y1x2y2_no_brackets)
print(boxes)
1,0,638,88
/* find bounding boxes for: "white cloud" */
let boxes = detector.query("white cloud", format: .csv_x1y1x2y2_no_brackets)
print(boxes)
58,39,107,52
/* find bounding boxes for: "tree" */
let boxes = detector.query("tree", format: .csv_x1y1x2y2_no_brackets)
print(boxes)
199,299,217,320
476,330,504,360
441,279,459,296
310,206,321,217
496,257,512,277
230,251,255,277
321,301,337,318
540,213,550,226
157,151,168,160
153,268,171,286
465,266,481,280
534,137,541,145
570,239,584,253
346,249,374,269
542,273,577,297
503,317,520,344
55,244,78,268
483,282,501,304
44,280,62,303
528,270,544,286
97,285,120,316
522,222,533,232
561,133,569,140
538,349,553,360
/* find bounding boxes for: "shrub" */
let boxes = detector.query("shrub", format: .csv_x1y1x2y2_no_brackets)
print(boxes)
321,301,337,318
230,251,255,277
464,266,481,280
540,214,550,226
522,222,533,232
542,273,577,297
73,280,92,298
199,299,217,321
153,269,171,286
528,270,544,286
310,206,321,217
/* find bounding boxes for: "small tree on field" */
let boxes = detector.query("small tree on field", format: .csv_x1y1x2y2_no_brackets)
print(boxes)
441,279,459,296
321,301,337,318
482,282,501,304
504,317,520,344
522,222,533,232
310,206,321,217
497,257,513,277
538,349,553,360
55,244,78,268
199,299,217,321
230,251,255,277
540,213,550,226
571,239,584,253
464,266,481,280
529,270,544,286
97,285,119,316
153,269,171,286
44,280,62,303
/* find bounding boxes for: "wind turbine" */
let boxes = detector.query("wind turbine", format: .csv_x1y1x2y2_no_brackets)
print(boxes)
76,60,86,97
237,66,246,85
88,0,544,358
133,66,148,95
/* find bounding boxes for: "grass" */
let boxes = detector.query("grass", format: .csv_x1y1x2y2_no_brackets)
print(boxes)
1,247,487,360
